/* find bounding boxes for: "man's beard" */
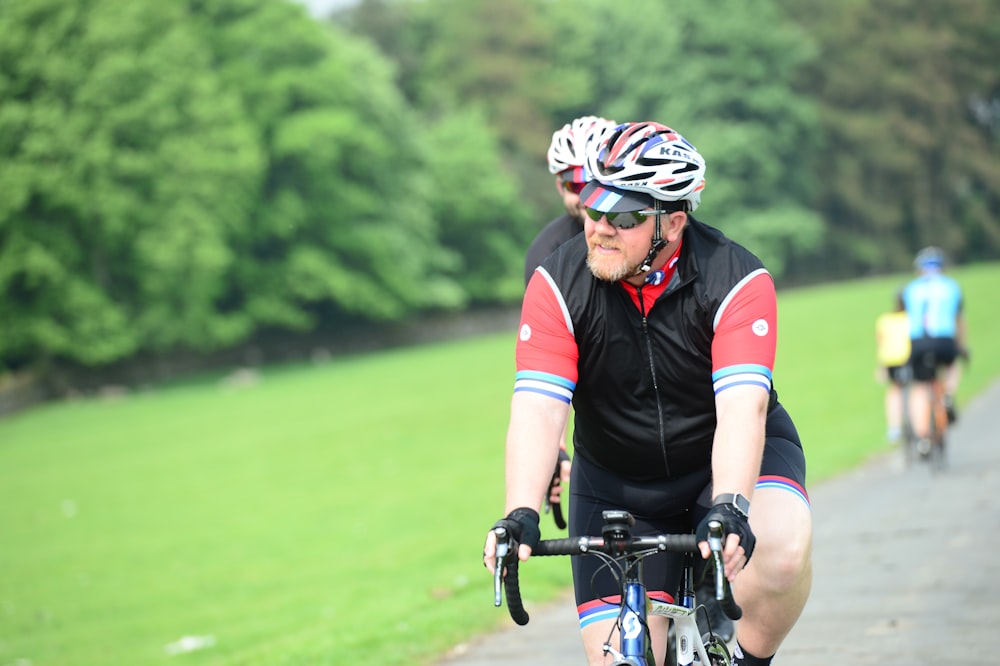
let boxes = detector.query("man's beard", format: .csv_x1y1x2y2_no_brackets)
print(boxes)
586,239,637,282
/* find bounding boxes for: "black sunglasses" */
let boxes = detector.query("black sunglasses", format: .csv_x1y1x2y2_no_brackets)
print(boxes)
583,207,658,229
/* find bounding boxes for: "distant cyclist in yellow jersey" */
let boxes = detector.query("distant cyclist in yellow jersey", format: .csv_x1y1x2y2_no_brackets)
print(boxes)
875,292,911,443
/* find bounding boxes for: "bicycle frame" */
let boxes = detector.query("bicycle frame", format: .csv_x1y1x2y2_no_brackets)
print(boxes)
607,561,657,665
605,551,727,666
651,599,716,666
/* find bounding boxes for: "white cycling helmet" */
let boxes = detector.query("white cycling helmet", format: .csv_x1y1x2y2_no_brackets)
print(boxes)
583,121,706,212
547,115,617,177
914,246,945,270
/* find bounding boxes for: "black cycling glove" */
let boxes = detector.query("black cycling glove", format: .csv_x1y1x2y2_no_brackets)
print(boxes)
696,502,756,562
493,507,541,551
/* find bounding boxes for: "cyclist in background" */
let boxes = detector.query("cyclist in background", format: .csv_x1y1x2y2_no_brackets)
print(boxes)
525,117,616,527
874,291,911,443
524,116,617,285
901,246,967,432
485,121,812,666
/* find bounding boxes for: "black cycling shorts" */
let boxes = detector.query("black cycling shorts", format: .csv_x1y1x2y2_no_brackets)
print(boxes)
568,404,808,615
908,337,957,382
887,365,908,385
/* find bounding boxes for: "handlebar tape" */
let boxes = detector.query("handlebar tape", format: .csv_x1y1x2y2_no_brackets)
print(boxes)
503,558,529,626
718,584,743,621
551,501,567,529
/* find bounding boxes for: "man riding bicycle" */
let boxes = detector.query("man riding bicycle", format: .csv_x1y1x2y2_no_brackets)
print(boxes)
484,121,812,666
528,114,736,644
901,246,967,444
525,116,618,517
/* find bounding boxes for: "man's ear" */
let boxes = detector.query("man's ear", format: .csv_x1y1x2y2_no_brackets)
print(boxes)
664,211,688,243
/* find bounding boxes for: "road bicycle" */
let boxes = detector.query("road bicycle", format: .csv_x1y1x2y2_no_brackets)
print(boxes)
898,360,948,472
493,509,740,665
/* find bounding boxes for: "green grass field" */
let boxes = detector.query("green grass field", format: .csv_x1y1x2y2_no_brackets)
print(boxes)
1,263,997,665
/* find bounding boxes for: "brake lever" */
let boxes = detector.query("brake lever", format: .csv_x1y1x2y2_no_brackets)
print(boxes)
707,520,726,598
707,519,743,620
493,526,510,607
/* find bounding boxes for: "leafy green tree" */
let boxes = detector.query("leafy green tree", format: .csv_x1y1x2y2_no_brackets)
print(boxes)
1,0,473,374
343,0,553,296
188,0,465,328
421,107,532,303
338,0,581,249
342,0,576,159
0,0,264,368
541,0,825,278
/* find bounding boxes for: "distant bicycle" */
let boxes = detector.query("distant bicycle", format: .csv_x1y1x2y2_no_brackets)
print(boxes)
493,509,739,666
898,360,947,472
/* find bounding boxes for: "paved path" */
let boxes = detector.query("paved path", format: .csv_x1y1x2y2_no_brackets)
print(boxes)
438,379,1000,665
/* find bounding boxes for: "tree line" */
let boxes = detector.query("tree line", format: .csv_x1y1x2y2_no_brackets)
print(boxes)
1,0,997,381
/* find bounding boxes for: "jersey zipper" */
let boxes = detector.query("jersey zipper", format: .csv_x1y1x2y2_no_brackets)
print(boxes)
637,284,671,476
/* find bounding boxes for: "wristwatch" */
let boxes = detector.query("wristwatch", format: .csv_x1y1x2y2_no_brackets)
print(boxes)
713,492,751,519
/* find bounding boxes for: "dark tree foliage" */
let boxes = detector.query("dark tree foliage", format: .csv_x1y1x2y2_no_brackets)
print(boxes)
775,0,1000,277
336,0,577,252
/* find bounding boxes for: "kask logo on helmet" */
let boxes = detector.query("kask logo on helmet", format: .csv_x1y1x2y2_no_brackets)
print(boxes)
657,146,697,159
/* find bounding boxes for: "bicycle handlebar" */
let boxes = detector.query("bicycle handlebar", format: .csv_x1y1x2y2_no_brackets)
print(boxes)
493,520,742,626
532,533,698,555
544,454,568,530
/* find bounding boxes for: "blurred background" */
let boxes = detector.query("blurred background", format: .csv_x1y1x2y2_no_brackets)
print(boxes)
1,0,998,404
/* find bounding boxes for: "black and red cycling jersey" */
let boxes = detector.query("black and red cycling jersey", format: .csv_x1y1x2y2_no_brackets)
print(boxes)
516,216,780,481
523,212,583,287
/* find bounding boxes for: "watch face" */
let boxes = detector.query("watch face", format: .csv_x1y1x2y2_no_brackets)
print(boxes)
715,493,750,517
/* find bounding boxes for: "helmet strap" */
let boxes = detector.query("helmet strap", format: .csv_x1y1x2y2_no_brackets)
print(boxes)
635,208,668,275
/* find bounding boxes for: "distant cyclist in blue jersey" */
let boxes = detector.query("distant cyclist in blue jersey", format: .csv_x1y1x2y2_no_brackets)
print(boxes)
901,246,967,432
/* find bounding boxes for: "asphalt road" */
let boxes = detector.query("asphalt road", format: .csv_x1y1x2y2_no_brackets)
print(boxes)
437,379,1000,665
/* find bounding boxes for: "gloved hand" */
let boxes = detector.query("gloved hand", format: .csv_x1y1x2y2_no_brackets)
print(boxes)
493,507,541,551
696,502,756,563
